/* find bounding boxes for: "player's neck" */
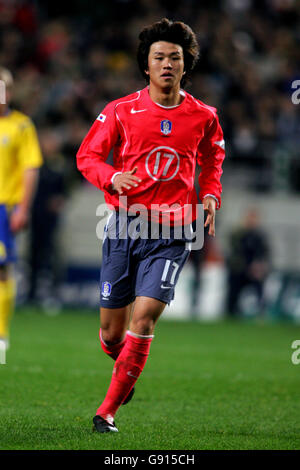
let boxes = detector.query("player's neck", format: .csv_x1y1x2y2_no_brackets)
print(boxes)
148,84,182,107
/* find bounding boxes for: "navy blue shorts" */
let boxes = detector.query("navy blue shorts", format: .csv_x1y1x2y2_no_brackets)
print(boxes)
100,212,191,308
0,205,16,266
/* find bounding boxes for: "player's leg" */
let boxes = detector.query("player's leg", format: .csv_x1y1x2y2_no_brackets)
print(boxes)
0,264,16,347
99,303,133,360
97,302,136,411
129,296,166,335
94,240,190,432
94,214,136,429
0,206,17,347
98,234,136,361
94,303,138,432
98,214,135,359
99,295,163,350
95,296,165,428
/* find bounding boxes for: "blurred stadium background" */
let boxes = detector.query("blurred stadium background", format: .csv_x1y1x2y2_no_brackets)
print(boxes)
1,0,300,322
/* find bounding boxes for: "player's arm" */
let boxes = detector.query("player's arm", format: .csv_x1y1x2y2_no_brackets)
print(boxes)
77,104,141,194
77,104,119,193
10,168,39,233
197,113,225,236
10,118,42,233
203,196,217,237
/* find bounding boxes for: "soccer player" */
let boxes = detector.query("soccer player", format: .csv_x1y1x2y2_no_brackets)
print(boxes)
77,18,225,433
0,67,42,353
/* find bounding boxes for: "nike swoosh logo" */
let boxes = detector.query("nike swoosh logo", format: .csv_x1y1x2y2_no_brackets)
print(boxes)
130,108,147,114
214,140,225,149
127,371,138,379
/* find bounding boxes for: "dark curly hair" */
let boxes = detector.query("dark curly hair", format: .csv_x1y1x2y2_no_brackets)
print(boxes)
137,18,200,88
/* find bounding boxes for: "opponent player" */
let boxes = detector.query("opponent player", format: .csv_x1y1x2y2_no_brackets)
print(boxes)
0,67,42,353
77,18,225,433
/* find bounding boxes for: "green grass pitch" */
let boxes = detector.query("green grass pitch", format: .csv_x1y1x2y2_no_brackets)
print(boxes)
0,308,300,450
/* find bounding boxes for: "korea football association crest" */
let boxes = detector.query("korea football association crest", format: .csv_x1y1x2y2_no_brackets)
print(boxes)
102,281,112,298
160,120,172,135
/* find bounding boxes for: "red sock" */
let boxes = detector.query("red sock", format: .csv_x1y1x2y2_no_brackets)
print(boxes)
96,331,153,421
99,328,126,360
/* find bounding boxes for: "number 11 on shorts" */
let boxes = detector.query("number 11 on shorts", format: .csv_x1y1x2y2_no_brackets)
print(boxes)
161,259,179,285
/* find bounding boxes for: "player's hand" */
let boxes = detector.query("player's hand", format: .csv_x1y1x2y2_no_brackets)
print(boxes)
203,196,216,237
10,206,29,233
112,167,142,195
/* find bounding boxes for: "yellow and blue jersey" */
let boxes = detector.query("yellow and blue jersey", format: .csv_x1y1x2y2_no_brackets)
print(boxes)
0,110,42,206
0,110,42,264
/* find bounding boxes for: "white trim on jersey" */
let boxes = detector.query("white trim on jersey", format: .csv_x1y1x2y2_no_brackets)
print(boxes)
111,171,122,185
154,89,186,109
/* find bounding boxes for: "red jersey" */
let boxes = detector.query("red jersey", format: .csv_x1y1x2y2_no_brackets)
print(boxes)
77,86,225,223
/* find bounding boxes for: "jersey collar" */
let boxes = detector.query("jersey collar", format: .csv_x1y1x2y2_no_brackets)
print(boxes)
143,86,186,112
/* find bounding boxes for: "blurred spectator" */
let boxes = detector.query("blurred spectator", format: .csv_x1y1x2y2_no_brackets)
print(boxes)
227,208,270,316
27,128,67,305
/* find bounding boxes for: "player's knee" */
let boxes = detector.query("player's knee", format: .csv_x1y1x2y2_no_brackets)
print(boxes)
101,326,124,346
130,316,155,336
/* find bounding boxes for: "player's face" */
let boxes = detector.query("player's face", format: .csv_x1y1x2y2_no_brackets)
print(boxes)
146,41,185,90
